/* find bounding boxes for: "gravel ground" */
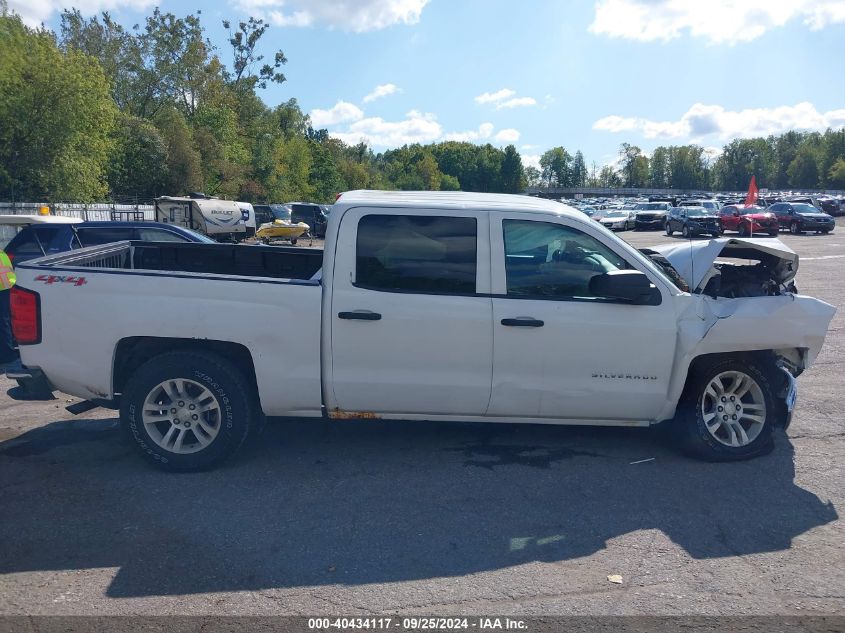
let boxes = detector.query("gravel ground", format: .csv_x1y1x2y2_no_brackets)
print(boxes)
0,220,843,616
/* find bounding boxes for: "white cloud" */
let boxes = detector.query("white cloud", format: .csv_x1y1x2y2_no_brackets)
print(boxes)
593,102,845,141
332,110,443,147
7,0,154,27
444,122,495,142
494,128,521,143
589,0,845,44
474,88,516,104
309,101,364,128
475,88,536,110
496,97,537,110
522,154,542,170
363,83,400,103
235,0,430,32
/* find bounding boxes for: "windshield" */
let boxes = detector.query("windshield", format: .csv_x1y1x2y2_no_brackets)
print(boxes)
271,206,292,221
605,211,627,218
793,204,820,215
637,203,666,210
685,208,711,216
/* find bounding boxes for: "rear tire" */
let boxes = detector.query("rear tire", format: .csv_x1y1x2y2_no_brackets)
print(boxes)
673,357,778,461
120,350,256,471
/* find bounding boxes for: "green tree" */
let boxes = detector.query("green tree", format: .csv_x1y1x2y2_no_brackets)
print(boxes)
787,145,821,189
500,145,525,193
571,150,587,187
539,147,572,187
827,158,845,188
153,107,202,194
649,147,669,188
0,12,116,201
599,165,622,188
524,166,542,188
108,114,168,199
618,143,648,187
222,17,286,92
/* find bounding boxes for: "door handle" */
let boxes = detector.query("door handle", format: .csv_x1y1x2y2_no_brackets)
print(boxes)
338,310,382,321
501,317,544,328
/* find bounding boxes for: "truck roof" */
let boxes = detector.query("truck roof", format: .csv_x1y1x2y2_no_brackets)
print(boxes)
334,190,581,219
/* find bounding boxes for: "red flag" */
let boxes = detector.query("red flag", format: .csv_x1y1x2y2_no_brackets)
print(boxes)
744,175,758,208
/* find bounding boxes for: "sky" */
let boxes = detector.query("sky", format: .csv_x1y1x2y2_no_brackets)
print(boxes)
9,0,845,170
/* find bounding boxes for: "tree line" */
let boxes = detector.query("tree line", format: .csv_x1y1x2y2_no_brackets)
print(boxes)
0,7,526,203
1,5,844,204
534,131,845,192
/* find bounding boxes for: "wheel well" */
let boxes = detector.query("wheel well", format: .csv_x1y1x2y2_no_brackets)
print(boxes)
684,350,787,396
114,337,259,401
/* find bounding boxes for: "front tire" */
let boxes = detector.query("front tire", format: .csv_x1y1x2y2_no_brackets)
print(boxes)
681,225,690,238
674,357,778,461
790,222,801,235
665,222,674,236
120,350,256,471
738,223,749,237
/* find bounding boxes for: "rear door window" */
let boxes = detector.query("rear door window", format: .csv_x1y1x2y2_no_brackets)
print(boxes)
356,215,477,294
6,226,65,257
136,228,191,242
76,227,136,246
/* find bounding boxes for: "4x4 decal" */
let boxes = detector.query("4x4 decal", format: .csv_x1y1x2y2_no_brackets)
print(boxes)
34,274,88,286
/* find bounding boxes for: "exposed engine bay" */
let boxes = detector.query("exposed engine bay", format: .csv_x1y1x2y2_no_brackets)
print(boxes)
644,238,800,298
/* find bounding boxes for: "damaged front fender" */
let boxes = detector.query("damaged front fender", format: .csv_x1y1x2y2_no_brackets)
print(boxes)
658,292,836,422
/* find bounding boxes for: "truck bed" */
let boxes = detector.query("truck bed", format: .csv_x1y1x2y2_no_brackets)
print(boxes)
20,241,323,282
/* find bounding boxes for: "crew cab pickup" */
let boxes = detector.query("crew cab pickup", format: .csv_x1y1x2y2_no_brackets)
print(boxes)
10,191,836,470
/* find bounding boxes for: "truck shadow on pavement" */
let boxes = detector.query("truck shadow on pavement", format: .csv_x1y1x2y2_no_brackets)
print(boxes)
0,416,837,598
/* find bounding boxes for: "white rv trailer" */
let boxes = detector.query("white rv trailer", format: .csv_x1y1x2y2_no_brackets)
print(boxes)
155,196,246,242
235,201,257,237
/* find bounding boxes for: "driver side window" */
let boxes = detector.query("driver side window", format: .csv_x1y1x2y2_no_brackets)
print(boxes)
503,220,631,299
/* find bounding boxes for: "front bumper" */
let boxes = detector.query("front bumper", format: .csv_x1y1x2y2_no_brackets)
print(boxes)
635,219,665,230
687,224,720,235
803,221,835,231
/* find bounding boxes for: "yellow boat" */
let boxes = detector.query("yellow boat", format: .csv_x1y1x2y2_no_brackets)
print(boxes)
255,219,310,245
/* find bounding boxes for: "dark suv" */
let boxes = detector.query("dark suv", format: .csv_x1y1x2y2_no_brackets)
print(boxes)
634,202,672,230
770,202,835,234
664,206,722,238
287,202,329,238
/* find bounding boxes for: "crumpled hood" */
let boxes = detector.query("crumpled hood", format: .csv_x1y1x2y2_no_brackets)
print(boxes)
652,237,799,291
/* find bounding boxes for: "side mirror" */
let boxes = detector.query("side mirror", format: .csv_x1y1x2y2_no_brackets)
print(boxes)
589,270,662,306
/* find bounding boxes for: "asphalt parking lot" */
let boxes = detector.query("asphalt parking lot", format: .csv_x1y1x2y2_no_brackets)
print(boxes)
0,221,843,616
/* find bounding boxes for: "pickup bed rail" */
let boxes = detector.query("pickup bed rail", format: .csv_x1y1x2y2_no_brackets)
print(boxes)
19,241,324,282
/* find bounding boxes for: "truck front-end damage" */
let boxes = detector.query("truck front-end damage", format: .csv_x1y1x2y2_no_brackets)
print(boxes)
643,238,836,424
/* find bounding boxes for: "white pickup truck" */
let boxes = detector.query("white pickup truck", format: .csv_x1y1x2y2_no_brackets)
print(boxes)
9,191,836,470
